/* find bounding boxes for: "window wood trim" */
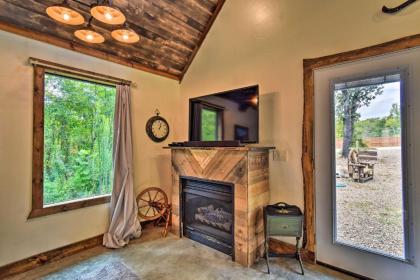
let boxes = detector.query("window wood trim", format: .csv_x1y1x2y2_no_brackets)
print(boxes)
29,66,111,219
28,57,132,86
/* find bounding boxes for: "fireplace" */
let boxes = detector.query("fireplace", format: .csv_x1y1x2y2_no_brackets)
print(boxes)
181,177,234,257
170,147,272,266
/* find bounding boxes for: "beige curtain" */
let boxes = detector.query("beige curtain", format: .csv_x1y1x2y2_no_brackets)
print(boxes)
103,84,141,248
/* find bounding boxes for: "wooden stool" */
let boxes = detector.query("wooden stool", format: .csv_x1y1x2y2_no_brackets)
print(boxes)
263,202,304,275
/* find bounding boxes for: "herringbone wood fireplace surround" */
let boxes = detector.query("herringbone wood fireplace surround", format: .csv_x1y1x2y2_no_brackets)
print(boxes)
169,147,271,267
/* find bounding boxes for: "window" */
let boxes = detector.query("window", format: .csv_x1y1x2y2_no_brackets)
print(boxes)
189,101,224,141
332,72,408,260
201,108,219,141
29,66,116,218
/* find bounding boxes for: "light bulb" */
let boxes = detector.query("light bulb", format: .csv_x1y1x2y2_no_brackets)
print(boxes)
122,33,129,41
63,12,70,21
86,34,94,41
105,12,113,20
251,96,258,105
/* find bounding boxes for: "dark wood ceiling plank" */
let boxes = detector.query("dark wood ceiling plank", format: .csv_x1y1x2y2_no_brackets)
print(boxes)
0,21,179,80
0,0,225,80
67,0,197,56
36,0,193,59
0,1,183,74
158,0,212,28
186,0,215,15
112,0,201,50
69,0,202,52
7,1,187,71
8,0,190,68
120,0,207,34
180,0,225,81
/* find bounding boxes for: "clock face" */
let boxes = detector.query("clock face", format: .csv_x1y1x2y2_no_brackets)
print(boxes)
152,119,168,138
146,116,169,142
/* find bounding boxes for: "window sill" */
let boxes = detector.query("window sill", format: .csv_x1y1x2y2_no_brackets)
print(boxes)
28,195,111,219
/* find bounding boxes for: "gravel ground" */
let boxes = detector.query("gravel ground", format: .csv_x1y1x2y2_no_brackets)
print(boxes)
335,147,405,258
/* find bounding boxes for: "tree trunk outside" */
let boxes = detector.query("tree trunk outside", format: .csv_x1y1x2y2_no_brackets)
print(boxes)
342,91,353,158
342,114,353,158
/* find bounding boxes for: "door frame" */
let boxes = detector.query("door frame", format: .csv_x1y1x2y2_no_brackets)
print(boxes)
301,33,420,260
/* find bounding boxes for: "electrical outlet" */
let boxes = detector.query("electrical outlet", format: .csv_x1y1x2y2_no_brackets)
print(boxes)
279,149,288,162
272,149,288,162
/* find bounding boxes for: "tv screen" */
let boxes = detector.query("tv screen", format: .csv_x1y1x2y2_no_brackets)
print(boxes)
189,85,259,143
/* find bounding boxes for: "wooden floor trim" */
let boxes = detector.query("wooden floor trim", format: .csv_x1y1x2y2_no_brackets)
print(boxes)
0,234,103,279
0,220,155,279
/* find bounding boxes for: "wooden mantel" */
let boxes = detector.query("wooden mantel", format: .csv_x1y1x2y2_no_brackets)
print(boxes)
169,146,273,267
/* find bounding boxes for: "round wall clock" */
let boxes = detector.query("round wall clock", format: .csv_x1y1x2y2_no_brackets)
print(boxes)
146,110,169,142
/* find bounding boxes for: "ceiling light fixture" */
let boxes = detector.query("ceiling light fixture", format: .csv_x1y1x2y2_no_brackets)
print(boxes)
90,0,126,25
111,24,139,44
74,18,105,44
46,0,84,25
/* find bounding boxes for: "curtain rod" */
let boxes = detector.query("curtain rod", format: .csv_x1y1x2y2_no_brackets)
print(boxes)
28,57,134,86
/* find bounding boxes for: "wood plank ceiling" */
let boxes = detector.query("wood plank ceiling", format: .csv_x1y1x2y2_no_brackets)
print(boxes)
0,0,225,81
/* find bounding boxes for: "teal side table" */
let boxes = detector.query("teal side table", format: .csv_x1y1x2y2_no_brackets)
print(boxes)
263,202,304,275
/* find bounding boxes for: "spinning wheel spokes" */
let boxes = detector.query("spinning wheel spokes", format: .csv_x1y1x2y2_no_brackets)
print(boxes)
136,187,168,221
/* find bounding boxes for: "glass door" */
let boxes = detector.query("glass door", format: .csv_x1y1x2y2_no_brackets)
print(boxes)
314,48,420,280
332,73,408,260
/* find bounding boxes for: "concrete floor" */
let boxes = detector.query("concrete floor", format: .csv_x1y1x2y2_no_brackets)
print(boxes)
7,226,356,280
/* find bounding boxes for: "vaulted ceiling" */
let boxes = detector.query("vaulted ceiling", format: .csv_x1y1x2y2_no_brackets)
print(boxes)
0,0,225,81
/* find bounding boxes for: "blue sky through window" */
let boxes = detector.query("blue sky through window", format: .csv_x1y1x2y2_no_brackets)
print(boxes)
358,82,400,120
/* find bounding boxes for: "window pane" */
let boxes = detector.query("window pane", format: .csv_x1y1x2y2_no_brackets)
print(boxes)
201,108,218,141
43,74,116,205
334,78,406,259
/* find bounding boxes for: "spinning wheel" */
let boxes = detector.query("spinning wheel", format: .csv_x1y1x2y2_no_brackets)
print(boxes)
137,187,168,221
136,187,172,237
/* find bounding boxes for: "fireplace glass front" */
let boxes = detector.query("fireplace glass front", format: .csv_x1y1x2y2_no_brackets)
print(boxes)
181,177,234,256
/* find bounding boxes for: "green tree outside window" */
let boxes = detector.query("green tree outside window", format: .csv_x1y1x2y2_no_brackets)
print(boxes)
43,74,116,205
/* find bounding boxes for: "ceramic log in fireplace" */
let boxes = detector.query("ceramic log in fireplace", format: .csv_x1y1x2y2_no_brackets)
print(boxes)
169,146,273,267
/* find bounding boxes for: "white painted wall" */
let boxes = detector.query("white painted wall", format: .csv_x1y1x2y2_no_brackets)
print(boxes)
179,0,420,225
177,0,420,272
0,31,180,266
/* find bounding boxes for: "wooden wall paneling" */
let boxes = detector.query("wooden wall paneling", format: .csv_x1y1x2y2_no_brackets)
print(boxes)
302,33,420,261
247,150,269,265
170,147,271,267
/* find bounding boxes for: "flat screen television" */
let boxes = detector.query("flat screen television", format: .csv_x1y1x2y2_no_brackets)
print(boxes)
189,85,259,143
